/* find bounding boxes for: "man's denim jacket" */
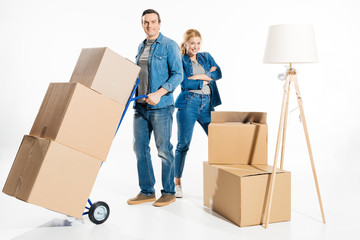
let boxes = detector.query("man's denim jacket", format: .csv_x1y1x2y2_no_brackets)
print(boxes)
175,52,222,109
135,33,183,109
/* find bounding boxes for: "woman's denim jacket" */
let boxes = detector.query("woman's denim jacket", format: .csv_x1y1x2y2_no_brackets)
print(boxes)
135,33,183,109
175,52,222,109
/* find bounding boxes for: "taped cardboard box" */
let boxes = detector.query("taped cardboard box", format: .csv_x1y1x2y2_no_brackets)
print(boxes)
203,162,291,227
2,135,101,219
30,82,124,161
209,112,268,165
70,47,141,105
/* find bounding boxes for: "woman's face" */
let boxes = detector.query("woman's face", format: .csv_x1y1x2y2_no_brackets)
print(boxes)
186,37,201,56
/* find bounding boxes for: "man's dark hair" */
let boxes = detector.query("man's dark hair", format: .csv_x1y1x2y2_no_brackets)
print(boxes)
142,9,161,23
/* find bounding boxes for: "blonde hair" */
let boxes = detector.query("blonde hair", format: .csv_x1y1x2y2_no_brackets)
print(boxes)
180,29,202,56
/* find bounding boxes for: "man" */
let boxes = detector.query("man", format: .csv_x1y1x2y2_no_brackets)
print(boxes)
127,9,182,207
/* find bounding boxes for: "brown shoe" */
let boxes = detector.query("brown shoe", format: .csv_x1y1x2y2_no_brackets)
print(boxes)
153,194,176,207
127,193,156,205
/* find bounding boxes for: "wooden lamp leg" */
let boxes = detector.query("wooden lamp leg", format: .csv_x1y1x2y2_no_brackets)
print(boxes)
265,70,326,229
293,76,326,223
280,72,293,169
263,72,291,228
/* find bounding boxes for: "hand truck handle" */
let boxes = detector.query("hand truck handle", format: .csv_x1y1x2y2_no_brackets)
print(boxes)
130,95,148,101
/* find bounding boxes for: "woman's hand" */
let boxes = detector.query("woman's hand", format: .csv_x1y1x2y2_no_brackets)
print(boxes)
188,73,212,81
209,66,217,72
187,74,200,80
187,67,217,80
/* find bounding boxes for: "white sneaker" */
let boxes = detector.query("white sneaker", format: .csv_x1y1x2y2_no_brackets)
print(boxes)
175,185,183,198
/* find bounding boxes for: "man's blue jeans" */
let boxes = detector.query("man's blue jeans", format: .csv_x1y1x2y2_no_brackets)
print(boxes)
175,93,211,178
133,103,175,196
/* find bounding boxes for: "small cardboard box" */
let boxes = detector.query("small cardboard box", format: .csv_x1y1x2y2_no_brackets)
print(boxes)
30,82,124,161
70,47,141,105
2,135,101,219
209,112,268,165
203,162,291,227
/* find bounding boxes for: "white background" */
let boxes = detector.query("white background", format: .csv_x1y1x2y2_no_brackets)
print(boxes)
0,0,359,239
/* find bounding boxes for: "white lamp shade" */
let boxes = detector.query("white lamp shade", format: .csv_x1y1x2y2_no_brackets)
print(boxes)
263,24,318,63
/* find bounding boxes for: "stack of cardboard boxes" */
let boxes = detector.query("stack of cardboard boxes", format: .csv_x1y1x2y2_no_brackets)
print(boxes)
203,112,291,227
2,48,140,219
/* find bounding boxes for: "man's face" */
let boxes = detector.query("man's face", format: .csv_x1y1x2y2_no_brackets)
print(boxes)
142,13,161,40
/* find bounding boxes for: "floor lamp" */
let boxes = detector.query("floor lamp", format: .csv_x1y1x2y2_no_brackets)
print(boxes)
262,24,326,228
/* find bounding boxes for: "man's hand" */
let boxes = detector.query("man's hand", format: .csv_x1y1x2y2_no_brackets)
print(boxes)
145,88,168,105
145,92,161,105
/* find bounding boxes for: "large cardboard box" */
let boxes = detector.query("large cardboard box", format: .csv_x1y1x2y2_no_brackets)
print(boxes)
203,162,291,227
70,47,141,105
208,112,268,165
2,135,101,219
30,82,124,161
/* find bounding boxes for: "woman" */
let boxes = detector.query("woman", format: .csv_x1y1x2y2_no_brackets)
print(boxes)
174,29,222,198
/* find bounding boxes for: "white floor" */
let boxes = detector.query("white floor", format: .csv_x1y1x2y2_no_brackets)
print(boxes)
0,127,359,240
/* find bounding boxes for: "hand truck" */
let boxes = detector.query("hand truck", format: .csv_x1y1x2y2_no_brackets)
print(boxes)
82,78,146,224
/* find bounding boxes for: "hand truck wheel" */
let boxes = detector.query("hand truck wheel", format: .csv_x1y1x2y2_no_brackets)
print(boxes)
88,201,110,224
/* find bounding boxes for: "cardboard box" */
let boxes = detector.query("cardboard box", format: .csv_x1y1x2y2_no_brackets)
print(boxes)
2,135,101,219
209,112,268,165
30,82,124,161
203,162,291,227
70,47,141,105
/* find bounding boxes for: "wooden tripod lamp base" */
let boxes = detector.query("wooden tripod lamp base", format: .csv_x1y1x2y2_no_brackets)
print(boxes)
263,66,326,228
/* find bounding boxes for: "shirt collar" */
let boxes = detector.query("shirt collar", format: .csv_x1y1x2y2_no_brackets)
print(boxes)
184,53,200,62
142,32,163,45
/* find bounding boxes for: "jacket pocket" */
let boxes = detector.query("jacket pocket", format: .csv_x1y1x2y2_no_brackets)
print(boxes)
154,54,167,60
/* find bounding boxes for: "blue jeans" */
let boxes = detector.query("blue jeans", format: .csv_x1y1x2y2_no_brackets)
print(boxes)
175,93,212,178
133,104,175,195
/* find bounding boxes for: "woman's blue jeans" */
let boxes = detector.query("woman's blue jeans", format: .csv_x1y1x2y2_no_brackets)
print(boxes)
133,104,175,196
175,93,212,178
